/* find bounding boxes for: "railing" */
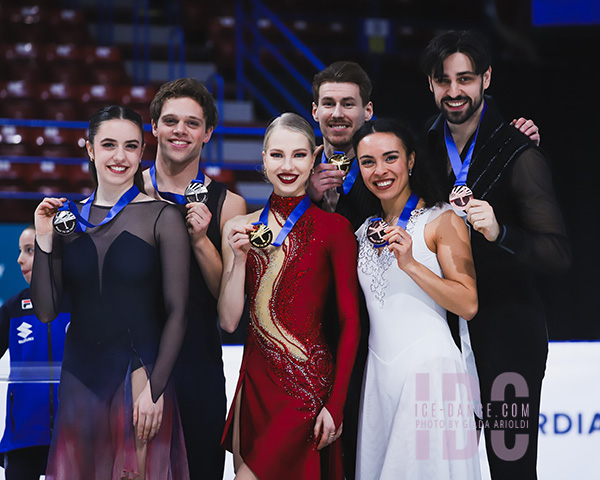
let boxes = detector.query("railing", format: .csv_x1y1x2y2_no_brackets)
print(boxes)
235,0,326,120
168,27,186,81
132,0,151,85
205,72,225,165
96,0,115,46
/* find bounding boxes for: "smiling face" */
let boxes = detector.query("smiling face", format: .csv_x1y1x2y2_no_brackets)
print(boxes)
86,119,143,189
357,132,415,204
152,97,214,167
428,52,490,125
312,82,373,155
263,127,314,197
18,227,35,284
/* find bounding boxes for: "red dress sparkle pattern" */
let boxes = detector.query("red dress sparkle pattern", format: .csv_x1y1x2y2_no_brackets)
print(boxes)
222,194,360,480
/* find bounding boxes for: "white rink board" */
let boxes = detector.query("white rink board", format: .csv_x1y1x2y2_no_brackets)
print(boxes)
0,341,598,479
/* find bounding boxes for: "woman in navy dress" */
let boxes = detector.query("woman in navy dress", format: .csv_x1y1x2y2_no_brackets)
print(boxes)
31,106,190,479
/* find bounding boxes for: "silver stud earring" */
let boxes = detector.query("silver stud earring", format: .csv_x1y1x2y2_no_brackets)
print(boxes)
408,168,412,177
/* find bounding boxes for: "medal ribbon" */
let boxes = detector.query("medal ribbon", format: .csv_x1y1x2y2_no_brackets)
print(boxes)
395,192,420,229
149,163,205,205
321,150,359,195
370,192,420,248
444,102,487,187
253,195,312,247
59,184,140,233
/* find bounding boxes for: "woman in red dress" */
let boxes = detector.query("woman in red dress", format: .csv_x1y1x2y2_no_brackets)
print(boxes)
219,113,360,480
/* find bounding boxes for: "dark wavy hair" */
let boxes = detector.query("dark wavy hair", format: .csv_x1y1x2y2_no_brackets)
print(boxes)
421,30,491,80
149,78,218,131
87,105,146,193
352,118,444,208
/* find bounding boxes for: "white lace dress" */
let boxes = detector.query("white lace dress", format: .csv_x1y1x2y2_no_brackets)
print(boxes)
355,204,481,480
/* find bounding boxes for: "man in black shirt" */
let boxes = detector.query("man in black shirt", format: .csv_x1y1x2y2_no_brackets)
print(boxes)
420,30,570,479
307,61,381,231
143,78,246,479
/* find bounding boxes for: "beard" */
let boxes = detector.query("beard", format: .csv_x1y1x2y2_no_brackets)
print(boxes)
323,128,354,152
439,93,484,125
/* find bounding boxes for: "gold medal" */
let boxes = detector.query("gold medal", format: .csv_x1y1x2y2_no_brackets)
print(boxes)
327,152,352,174
449,185,473,211
249,222,273,248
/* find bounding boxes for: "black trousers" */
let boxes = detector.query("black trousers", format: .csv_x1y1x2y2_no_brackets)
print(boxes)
3,445,50,480
479,368,544,480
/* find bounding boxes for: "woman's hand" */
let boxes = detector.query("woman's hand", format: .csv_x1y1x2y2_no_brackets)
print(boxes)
34,197,66,252
227,224,253,260
34,197,66,235
133,380,164,444
511,117,540,146
314,406,342,450
385,225,416,271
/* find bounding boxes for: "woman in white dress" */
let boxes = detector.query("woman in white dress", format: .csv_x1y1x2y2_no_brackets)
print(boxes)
353,119,481,480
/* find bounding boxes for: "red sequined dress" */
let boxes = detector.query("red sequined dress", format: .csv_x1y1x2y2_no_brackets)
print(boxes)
222,194,360,480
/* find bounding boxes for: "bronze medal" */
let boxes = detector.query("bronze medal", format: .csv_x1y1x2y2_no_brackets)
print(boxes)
184,182,209,204
249,222,273,248
449,185,473,211
327,152,352,174
366,218,388,247
53,210,77,235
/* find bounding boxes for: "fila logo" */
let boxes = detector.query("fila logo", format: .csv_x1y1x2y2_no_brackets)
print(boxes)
17,322,34,344
21,299,33,310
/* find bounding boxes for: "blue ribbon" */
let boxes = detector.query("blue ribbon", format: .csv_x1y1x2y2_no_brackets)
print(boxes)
370,192,420,248
253,195,312,247
396,192,420,229
148,163,206,205
444,102,487,187
59,184,140,233
320,150,359,195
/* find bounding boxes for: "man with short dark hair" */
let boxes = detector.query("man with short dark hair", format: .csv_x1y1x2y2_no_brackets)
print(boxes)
143,78,246,479
421,30,570,479
308,61,381,231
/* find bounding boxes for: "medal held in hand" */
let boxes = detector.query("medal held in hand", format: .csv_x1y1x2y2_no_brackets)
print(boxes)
327,152,352,174
367,193,420,248
449,185,473,211
444,102,487,213
366,218,389,247
184,181,209,204
250,196,312,249
53,210,77,235
249,222,273,248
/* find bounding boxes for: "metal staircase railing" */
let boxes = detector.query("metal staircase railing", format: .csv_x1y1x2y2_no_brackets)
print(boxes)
235,0,326,120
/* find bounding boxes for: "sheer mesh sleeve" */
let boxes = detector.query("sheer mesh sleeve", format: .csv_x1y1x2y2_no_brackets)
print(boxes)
493,149,571,273
31,236,64,324
324,217,360,427
148,204,190,402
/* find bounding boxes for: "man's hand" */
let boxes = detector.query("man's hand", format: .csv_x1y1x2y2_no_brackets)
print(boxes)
466,199,501,242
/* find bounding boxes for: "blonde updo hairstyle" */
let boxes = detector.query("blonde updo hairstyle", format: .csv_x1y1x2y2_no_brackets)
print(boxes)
262,112,316,154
